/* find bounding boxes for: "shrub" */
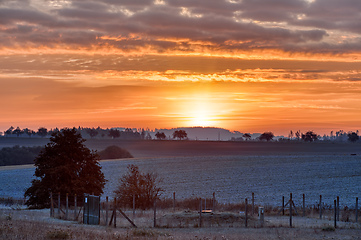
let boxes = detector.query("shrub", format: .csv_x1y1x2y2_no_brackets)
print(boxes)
322,225,335,231
46,229,70,239
98,146,133,160
114,164,163,209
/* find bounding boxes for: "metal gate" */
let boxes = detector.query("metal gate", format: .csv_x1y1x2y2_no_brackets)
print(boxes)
83,194,100,225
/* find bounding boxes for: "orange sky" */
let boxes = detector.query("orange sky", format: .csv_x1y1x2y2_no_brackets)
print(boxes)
1,0,361,136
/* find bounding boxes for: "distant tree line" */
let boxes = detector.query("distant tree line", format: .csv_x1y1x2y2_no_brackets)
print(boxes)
0,144,133,167
1,126,359,143
231,130,360,143
0,145,43,166
2,126,146,140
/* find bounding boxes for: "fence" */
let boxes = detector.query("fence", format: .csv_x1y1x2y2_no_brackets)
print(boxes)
49,192,360,229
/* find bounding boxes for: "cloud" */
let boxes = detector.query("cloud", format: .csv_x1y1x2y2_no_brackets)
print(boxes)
0,0,359,56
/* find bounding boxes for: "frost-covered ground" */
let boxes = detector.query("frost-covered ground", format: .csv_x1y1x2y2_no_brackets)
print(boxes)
1,154,360,208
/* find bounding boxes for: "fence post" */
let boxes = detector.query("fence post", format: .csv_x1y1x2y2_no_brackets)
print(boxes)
259,207,264,227
290,193,293,228
58,192,61,217
252,192,255,215
153,198,157,228
303,194,305,217
65,193,69,220
334,199,337,228
319,195,322,219
50,192,54,217
173,192,176,212
74,194,77,221
199,198,202,228
245,198,248,228
337,196,340,221
105,196,108,226
113,198,117,228
212,192,216,212
282,196,285,215
356,197,359,223
133,194,135,221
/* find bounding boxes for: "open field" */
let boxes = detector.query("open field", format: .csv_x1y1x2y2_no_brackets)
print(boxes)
1,137,361,158
1,206,360,240
1,139,360,238
1,153,360,207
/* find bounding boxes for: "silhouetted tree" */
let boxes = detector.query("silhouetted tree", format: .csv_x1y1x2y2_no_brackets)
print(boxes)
24,128,35,138
13,127,23,137
24,128,106,208
87,128,99,138
243,133,251,141
155,132,166,140
259,132,274,141
37,127,48,138
347,132,359,142
48,128,60,136
4,126,14,136
172,130,187,140
295,130,301,140
140,129,146,140
302,131,318,142
114,164,163,209
288,130,294,139
108,129,120,139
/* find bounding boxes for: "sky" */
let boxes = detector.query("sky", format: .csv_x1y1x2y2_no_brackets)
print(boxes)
1,0,361,136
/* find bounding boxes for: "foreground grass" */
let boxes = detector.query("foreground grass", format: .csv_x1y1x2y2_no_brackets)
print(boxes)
1,208,360,240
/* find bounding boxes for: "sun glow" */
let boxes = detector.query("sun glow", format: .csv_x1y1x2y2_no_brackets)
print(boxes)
185,97,218,127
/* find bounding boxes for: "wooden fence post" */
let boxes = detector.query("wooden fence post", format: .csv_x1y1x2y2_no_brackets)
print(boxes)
153,198,157,228
105,196,109,226
245,198,248,228
74,194,77,221
113,198,117,228
173,192,176,212
65,193,68,220
199,198,202,228
356,197,359,223
282,196,285,215
58,192,61,218
337,196,340,221
50,192,54,217
133,194,135,221
252,193,255,215
302,194,305,217
319,195,322,219
334,199,337,228
289,193,293,228
213,192,216,212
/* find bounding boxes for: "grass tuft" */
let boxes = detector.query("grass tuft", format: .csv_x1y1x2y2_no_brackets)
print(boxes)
46,229,71,239
131,228,157,237
322,225,335,232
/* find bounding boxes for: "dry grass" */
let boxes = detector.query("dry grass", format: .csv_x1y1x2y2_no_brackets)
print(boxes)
1,205,361,240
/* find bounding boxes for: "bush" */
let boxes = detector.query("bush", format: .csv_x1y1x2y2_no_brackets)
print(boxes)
98,146,133,160
114,164,163,209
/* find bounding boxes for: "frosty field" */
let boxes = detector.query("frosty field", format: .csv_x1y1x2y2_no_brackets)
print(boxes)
1,154,360,208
